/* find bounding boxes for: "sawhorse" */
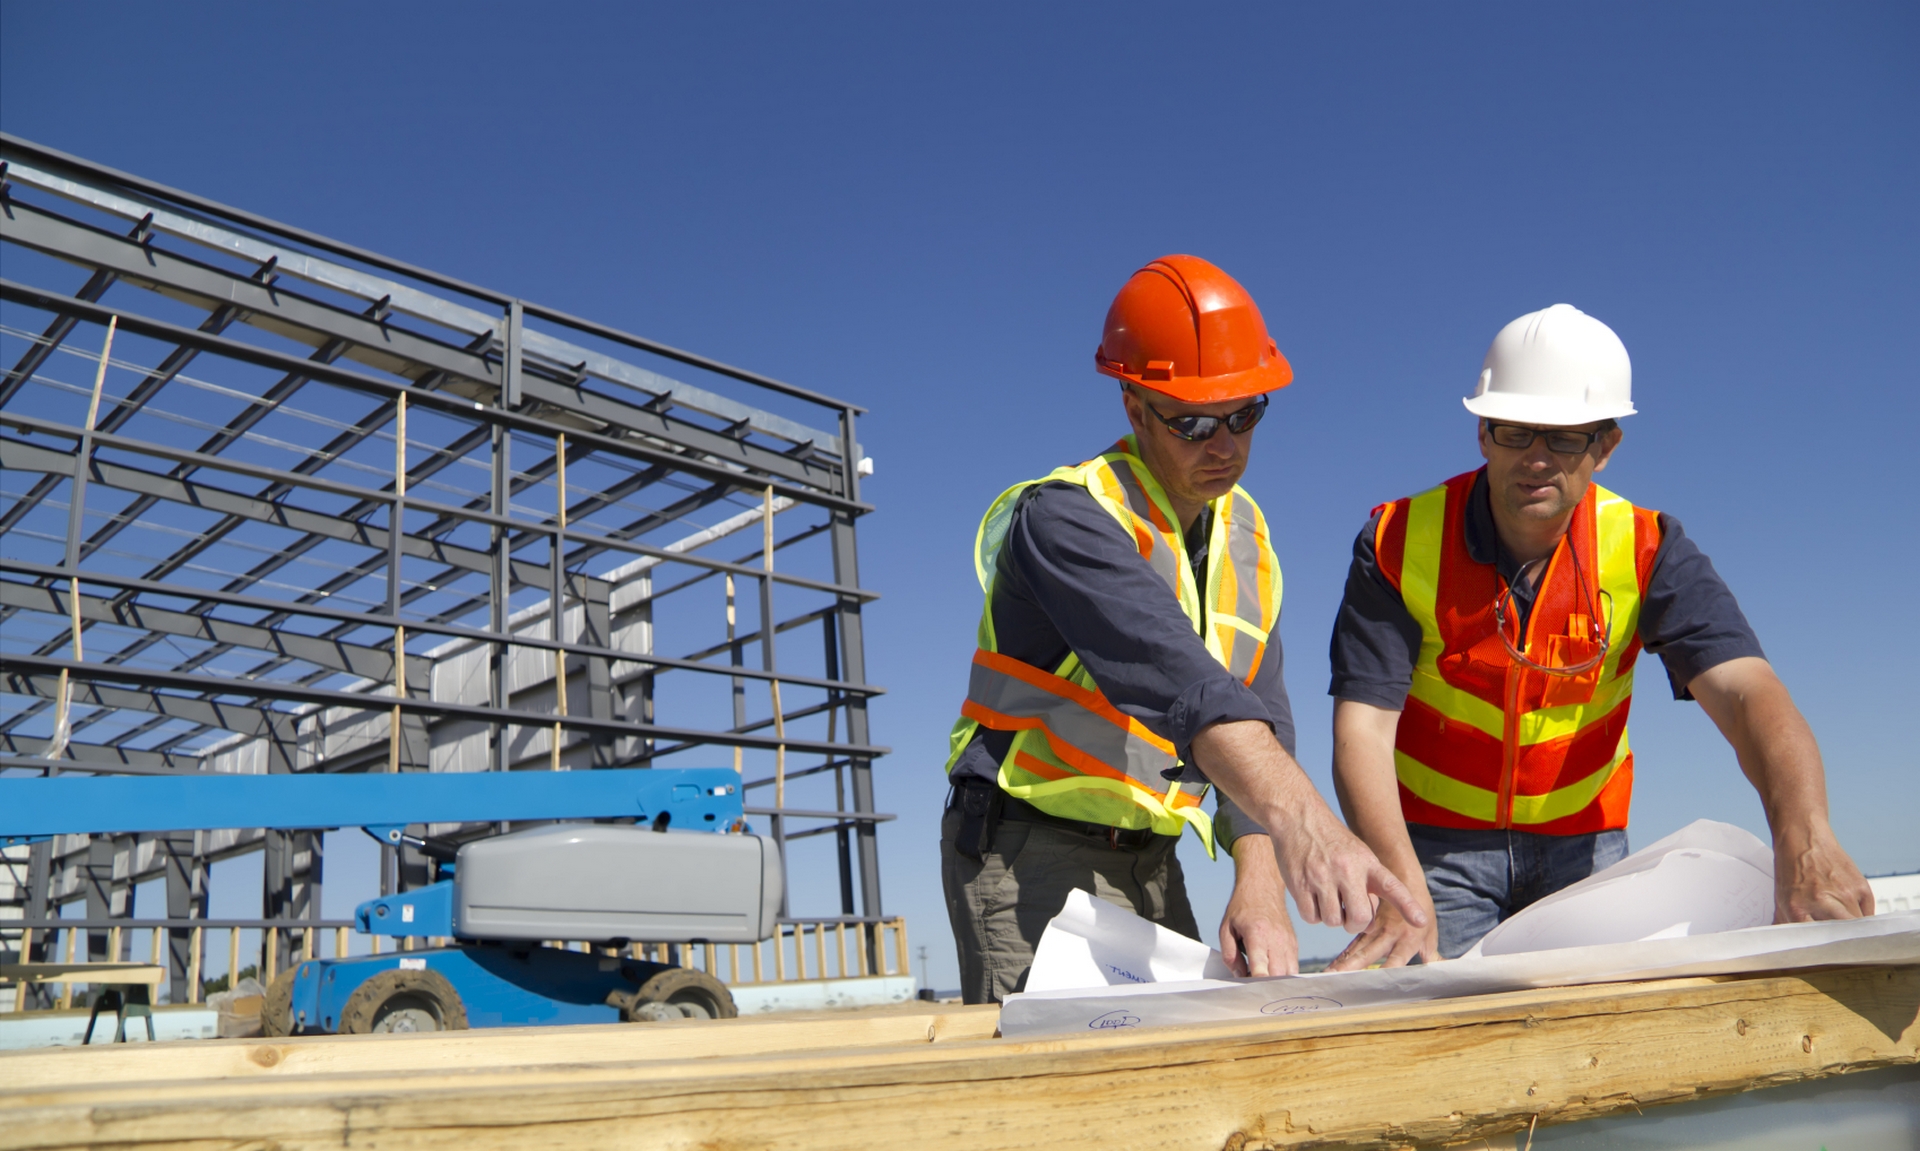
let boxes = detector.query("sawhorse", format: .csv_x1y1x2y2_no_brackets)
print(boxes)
1,962,165,1042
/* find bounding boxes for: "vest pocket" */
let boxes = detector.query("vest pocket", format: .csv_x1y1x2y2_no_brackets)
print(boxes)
1538,633,1602,708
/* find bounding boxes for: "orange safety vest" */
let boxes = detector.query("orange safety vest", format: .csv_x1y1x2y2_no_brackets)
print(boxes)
1375,469,1661,834
945,437,1284,857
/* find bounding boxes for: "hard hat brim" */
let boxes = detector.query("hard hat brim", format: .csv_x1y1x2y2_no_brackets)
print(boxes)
1461,393,1636,427
1096,354,1292,405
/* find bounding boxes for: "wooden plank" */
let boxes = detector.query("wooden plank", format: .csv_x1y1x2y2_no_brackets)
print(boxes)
0,1001,999,1090
0,964,166,986
0,965,1913,1151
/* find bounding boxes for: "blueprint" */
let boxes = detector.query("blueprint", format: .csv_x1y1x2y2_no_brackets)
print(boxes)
1001,820,1920,1038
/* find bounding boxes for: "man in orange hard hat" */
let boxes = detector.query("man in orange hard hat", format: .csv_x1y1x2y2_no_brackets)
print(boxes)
941,255,1424,1003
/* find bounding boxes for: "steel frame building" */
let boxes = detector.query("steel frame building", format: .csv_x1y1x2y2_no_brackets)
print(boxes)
0,135,889,1007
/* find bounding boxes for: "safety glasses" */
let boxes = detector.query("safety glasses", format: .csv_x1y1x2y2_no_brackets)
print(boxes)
1484,420,1610,455
1141,395,1268,442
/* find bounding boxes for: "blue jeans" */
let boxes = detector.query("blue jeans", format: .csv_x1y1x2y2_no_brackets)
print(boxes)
1408,824,1629,958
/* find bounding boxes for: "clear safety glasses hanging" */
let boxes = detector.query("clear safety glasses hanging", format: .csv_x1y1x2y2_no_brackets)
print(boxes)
1491,535,1614,677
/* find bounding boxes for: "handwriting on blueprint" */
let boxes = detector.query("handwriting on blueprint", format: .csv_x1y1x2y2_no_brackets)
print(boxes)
1104,963,1148,983
1259,996,1342,1016
1088,1010,1143,1030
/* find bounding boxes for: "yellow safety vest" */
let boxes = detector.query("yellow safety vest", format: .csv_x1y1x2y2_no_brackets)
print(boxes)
945,436,1284,857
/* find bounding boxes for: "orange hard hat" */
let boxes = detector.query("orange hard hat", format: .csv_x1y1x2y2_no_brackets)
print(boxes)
1094,255,1293,404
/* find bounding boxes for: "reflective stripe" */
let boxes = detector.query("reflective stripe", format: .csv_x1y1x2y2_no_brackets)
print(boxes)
1399,483,1449,674
1394,748,1497,824
1509,740,1630,826
1079,450,1193,615
1386,472,1656,833
1408,663,1635,744
1210,487,1282,684
961,649,1177,785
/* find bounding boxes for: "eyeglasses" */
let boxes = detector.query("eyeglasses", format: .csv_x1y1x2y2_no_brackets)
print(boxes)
1141,395,1268,442
1491,546,1613,677
1484,420,1611,455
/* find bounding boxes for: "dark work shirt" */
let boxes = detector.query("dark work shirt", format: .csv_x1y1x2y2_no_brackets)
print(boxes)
1328,469,1765,709
951,481,1293,853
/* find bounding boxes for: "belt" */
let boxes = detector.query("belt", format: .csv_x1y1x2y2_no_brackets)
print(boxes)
948,776,1164,851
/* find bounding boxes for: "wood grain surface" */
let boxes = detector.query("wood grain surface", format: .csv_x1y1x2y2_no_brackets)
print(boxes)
2,965,1914,1150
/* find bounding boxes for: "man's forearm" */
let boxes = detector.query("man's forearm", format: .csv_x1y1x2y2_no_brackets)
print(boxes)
1191,720,1324,831
1331,700,1422,880
1191,716,1427,932
1689,657,1873,920
1690,658,1831,833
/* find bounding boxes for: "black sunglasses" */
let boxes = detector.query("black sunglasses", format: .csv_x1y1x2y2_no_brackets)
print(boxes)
1484,420,1612,455
1141,395,1269,442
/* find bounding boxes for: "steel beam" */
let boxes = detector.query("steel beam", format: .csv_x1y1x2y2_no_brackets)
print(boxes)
0,579,426,688
0,281,874,513
7,656,890,761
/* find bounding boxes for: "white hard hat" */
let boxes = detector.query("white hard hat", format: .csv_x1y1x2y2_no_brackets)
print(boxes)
1463,303,1635,427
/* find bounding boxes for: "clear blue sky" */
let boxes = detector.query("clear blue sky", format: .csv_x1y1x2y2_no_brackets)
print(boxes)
4,2,1914,990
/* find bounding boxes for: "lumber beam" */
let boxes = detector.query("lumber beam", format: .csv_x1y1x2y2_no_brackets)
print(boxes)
0,1002,1000,1089
0,966,1914,1150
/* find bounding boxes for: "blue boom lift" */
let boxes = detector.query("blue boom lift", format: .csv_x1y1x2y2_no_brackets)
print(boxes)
1,768,783,1034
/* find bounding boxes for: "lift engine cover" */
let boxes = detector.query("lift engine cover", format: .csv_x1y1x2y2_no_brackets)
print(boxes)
454,826,783,944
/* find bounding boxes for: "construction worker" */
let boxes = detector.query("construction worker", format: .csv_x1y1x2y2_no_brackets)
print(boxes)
1325,304,1874,969
942,255,1424,1004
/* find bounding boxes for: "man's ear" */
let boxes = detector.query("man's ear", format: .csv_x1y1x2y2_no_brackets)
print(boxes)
1591,425,1624,473
1120,384,1148,438
1476,419,1492,463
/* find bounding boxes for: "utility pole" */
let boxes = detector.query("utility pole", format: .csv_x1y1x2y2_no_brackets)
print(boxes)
917,944,930,997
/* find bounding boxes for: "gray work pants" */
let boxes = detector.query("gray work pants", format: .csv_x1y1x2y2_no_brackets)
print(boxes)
940,806,1200,1005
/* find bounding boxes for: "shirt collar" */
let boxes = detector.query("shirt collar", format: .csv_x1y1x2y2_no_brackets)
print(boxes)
1464,467,1532,587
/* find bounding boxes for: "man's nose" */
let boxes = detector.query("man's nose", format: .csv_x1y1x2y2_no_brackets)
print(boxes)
1520,441,1558,468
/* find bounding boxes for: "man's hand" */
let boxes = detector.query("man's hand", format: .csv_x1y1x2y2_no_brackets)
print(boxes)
1325,875,1437,972
1220,834,1298,976
1689,658,1874,922
1323,698,1439,970
1191,720,1428,936
1269,802,1426,932
1773,821,1875,922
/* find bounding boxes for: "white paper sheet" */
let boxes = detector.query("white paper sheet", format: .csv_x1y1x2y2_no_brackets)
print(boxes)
1002,820,1920,1038
1466,820,1776,956
1025,888,1236,992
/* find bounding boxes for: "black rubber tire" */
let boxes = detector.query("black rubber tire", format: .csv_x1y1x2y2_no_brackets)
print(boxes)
624,967,737,1022
339,968,469,1034
259,965,299,1037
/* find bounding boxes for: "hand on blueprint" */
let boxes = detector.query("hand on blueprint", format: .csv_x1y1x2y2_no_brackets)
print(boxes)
1774,822,1875,923
1220,834,1299,976
1323,883,1438,972
1686,658,1874,925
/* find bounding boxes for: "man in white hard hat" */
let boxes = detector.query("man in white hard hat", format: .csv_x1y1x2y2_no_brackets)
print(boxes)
1322,303,1873,967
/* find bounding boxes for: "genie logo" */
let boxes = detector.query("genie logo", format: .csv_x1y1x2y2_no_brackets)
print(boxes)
1259,996,1342,1016
1088,1010,1142,1030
